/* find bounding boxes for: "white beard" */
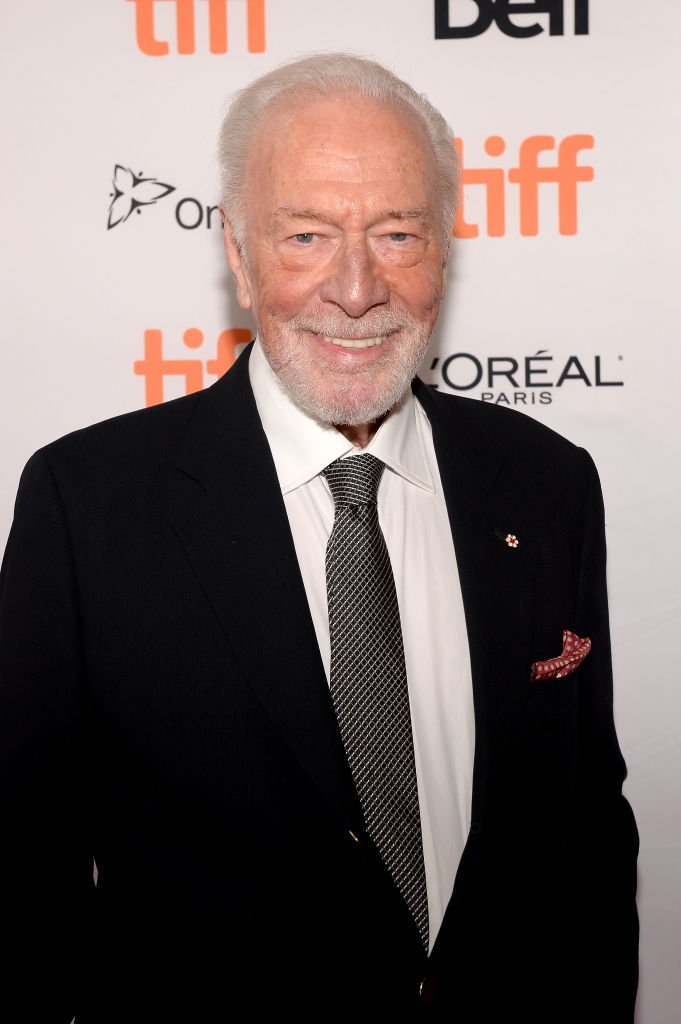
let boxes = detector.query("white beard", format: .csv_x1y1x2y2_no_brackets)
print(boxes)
260,311,433,427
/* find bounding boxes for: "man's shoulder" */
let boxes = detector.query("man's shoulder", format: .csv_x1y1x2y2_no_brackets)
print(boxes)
37,346,254,487
21,389,214,512
6,389,217,544
46,390,200,462
418,382,580,453
414,382,596,494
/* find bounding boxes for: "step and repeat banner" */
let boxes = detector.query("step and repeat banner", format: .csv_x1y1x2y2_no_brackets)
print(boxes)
2,2,680,1019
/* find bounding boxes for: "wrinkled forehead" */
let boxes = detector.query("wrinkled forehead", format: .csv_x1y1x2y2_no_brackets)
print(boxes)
245,89,438,189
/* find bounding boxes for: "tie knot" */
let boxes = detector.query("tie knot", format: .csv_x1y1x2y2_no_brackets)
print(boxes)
323,453,385,507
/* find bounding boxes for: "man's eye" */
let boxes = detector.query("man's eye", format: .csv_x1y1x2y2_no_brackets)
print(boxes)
293,233,315,244
389,232,410,242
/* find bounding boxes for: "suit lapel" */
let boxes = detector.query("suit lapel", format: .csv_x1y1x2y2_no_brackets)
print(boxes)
415,380,545,968
413,380,537,824
171,347,362,828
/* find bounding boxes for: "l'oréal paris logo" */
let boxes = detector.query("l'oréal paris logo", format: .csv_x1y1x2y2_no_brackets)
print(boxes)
428,349,623,406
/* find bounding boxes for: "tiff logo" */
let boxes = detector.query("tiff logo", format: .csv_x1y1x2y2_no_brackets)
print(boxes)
126,0,266,55
134,327,252,405
435,0,589,38
454,134,593,237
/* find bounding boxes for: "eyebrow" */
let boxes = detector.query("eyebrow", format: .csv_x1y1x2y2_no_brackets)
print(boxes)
271,205,433,225
383,207,432,222
271,208,326,222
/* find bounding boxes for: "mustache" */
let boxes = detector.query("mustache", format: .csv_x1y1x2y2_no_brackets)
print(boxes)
287,309,414,339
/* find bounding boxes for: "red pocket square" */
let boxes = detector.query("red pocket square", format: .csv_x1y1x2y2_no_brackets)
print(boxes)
530,630,591,681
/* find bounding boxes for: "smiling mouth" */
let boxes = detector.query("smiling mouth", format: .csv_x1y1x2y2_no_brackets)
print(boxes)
322,335,386,350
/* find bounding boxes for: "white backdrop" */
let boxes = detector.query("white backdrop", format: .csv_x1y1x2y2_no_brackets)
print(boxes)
2,2,680,1019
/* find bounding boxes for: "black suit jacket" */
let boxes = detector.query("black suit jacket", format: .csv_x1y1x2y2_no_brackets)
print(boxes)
0,345,638,1022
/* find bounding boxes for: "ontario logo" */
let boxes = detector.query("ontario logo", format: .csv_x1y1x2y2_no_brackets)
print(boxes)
107,164,220,231
107,165,175,229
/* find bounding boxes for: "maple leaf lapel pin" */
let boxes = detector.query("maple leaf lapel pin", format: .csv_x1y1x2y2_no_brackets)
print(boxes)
530,630,591,681
494,528,520,549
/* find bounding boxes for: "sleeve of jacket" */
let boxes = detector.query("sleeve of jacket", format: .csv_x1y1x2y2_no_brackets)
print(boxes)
0,450,95,1022
572,448,639,1021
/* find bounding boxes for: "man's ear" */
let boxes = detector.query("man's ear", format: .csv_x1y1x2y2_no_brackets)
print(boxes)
222,212,254,311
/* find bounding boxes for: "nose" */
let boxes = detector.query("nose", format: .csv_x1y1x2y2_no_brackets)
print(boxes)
318,237,390,318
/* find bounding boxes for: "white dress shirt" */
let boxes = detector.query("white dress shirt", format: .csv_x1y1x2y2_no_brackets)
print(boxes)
249,340,475,951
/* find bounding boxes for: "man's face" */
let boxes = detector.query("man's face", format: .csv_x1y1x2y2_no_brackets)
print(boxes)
224,93,447,428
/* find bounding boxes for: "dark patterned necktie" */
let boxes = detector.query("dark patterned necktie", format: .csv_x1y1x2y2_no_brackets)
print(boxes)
323,453,429,950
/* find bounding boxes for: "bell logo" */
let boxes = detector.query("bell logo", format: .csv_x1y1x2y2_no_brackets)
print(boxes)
435,0,589,38
454,134,594,237
134,327,252,405
126,0,266,55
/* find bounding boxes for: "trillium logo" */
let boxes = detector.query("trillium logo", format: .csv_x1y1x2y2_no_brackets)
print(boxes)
107,165,175,229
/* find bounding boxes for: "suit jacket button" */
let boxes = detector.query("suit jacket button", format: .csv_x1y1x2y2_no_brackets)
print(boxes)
419,975,439,1006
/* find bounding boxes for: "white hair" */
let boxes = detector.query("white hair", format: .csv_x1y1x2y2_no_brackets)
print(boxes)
217,52,459,255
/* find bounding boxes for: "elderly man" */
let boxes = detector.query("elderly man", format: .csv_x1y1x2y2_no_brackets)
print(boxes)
0,55,637,1021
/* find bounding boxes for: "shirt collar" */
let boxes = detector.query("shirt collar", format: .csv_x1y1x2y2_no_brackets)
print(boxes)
249,339,434,496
